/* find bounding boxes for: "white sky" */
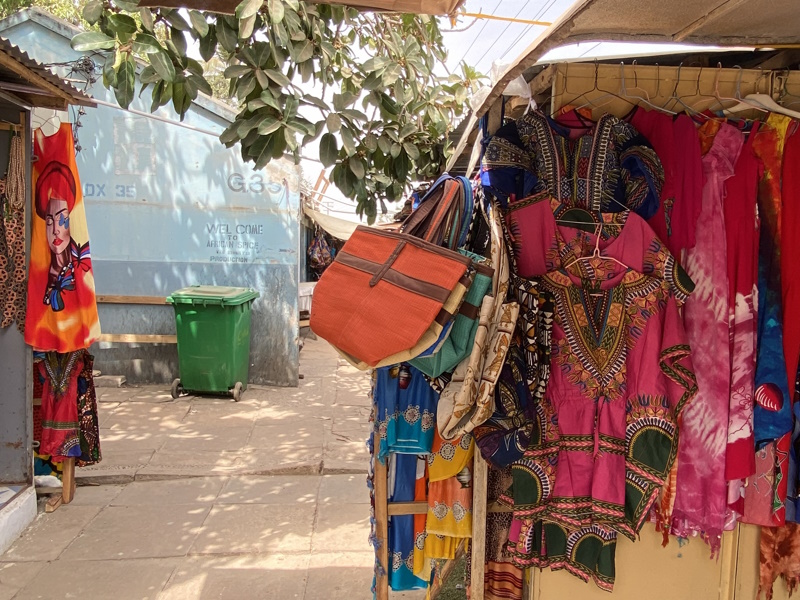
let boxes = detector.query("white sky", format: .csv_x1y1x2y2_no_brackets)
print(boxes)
308,0,730,221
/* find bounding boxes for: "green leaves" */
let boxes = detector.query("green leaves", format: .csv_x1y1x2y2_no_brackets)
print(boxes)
150,49,176,83
319,133,338,168
82,0,103,24
235,0,263,19
86,1,482,219
267,0,284,23
114,55,136,108
71,32,115,51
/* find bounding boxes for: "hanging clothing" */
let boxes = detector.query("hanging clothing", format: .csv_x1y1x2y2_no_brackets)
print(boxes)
627,108,705,254
760,523,800,600
725,122,763,518
670,123,742,552
387,453,428,591
507,517,618,591
374,364,438,460
745,114,794,527
513,110,664,217
1,132,27,331
781,125,800,521
503,192,694,304
504,266,696,532
484,466,524,600
76,352,101,466
25,123,100,352
37,350,84,460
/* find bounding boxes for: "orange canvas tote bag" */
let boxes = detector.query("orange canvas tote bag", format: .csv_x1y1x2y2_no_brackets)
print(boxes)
310,226,474,367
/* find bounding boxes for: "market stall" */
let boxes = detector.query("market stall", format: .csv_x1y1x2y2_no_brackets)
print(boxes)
0,36,97,551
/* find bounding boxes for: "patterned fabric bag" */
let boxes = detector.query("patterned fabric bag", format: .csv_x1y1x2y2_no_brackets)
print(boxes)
311,226,474,368
437,201,519,439
409,249,494,378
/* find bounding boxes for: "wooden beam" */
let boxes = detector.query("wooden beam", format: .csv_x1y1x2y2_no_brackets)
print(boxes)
99,333,177,344
388,501,428,516
61,458,75,504
96,294,168,305
373,432,390,600
0,51,86,107
672,0,748,42
470,451,488,600
529,65,556,97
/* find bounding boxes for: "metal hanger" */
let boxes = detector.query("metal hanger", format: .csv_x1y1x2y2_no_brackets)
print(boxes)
563,222,628,279
619,61,677,115
723,66,771,116
572,60,637,114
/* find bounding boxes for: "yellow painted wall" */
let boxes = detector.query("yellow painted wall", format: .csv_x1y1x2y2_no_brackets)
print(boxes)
528,524,794,600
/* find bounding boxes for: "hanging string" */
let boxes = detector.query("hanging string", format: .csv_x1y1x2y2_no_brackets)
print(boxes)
5,134,25,212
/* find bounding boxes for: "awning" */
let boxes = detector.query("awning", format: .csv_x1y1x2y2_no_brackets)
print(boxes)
137,0,464,15
0,37,95,109
472,0,800,121
303,205,360,241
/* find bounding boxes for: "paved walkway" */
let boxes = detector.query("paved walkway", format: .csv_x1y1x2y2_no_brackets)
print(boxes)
0,337,420,600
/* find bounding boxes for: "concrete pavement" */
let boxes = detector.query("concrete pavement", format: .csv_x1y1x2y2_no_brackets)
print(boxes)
0,336,424,599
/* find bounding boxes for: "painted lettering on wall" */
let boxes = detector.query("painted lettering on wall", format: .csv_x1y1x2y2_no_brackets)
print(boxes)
206,221,267,264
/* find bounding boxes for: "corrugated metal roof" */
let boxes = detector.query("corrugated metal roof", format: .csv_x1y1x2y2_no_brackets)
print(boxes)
0,36,95,107
137,0,464,14
472,0,800,120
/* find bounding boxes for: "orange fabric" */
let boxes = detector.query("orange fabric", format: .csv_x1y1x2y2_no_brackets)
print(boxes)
311,227,470,366
25,124,100,352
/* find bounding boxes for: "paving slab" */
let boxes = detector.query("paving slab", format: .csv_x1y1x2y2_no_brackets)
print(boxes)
190,504,316,555
0,505,102,562
61,504,210,560
305,552,374,600
319,474,369,505
160,424,255,453
217,476,320,505
68,484,125,506
0,562,45,600
248,421,325,448
312,502,371,553
13,558,179,600
158,555,309,600
111,478,225,506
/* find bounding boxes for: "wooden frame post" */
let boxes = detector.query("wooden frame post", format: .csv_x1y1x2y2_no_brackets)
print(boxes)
373,431,390,600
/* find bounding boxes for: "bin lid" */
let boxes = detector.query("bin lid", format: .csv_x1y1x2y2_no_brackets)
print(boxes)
166,285,259,306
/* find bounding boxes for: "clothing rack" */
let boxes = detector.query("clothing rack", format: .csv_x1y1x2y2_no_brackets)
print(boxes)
550,62,774,120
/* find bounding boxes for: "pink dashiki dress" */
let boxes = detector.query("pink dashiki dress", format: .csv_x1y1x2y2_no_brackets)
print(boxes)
502,265,697,590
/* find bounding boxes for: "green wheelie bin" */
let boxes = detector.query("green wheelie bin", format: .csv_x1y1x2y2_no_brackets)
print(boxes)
166,285,259,401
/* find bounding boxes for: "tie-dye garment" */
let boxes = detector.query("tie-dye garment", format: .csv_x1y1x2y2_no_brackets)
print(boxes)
673,123,742,553
725,121,762,520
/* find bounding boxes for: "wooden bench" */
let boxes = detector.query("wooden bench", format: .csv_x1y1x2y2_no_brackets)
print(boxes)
96,295,177,344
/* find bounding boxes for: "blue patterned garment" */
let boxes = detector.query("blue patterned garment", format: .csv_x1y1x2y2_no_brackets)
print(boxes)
375,364,438,461
388,453,427,591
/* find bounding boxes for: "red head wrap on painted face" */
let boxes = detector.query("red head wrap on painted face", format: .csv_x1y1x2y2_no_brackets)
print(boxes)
35,161,76,219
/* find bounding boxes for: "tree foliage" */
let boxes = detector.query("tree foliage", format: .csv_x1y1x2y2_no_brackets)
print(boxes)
71,0,483,221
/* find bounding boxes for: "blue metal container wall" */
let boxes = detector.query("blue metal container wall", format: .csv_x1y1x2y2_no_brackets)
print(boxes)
1,13,301,386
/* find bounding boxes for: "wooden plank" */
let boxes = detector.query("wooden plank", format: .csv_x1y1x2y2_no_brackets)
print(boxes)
388,501,428,516
719,525,740,600
96,294,168,305
61,458,75,504
99,333,177,344
299,319,310,328
373,432,390,600
471,451,488,600
0,52,85,107
45,494,62,513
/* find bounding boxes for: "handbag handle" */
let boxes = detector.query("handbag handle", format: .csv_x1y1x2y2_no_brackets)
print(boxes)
402,178,465,247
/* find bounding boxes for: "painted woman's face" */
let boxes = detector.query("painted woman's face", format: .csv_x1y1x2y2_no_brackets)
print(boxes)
45,197,70,254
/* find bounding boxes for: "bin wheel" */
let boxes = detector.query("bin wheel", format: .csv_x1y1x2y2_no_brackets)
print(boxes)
233,382,243,402
171,379,184,399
